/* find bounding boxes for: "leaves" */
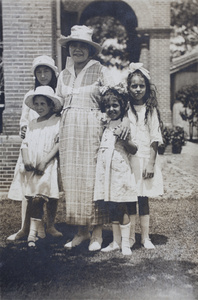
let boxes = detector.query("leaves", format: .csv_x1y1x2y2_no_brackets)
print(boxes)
161,125,186,146
176,84,198,127
85,16,130,69
170,0,198,59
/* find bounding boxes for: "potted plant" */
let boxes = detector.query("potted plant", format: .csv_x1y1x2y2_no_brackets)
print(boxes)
171,126,186,154
158,125,173,155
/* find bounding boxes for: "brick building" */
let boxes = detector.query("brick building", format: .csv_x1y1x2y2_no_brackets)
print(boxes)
0,0,171,194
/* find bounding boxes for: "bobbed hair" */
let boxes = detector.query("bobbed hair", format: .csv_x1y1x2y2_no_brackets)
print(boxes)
65,41,97,58
100,89,128,120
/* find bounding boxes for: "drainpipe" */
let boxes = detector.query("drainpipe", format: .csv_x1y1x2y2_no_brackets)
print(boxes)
56,0,62,72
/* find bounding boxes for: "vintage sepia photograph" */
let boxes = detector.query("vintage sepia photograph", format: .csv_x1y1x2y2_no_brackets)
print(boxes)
0,0,198,299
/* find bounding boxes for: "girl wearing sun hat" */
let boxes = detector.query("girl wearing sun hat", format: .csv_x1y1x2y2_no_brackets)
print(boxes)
8,86,62,247
7,82,63,242
7,56,61,242
57,25,118,251
20,55,59,140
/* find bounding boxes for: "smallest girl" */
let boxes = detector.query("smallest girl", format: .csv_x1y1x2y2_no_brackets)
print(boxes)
18,86,62,247
7,55,60,242
127,63,164,249
94,85,138,256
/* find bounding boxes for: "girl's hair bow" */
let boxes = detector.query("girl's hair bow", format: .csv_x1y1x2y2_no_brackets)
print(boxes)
128,62,150,80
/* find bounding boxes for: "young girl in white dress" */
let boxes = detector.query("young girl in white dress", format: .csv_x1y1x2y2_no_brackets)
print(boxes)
94,85,138,255
20,55,58,139
8,86,62,247
127,63,164,249
7,56,62,241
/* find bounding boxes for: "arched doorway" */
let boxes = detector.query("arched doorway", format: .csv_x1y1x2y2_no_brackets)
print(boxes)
60,1,140,71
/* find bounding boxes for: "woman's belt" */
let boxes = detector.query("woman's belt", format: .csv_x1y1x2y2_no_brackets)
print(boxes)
62,106,100,111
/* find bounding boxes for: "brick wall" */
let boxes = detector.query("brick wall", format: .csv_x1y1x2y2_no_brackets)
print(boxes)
150,0,172,125
2,0,54,136
149,30,172,125
0,136,21,194
136,0,172,125
1,0,54,195
0,0,172,195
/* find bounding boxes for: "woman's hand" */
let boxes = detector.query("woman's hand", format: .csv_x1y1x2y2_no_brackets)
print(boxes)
20,126,27,139
142,162,155,179
114,124,130,140
113,117,130,140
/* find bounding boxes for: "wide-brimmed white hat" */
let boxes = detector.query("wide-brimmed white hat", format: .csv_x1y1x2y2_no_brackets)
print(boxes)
24,86,63,113
32,55,59,77
59,25,102,55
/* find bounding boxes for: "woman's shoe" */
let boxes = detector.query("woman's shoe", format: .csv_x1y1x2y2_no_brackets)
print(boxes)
88,237,102,251
7,230,28,241
64,232,90,249
101,241,120,252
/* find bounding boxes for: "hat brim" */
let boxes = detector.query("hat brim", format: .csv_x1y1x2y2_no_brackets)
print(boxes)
24,90,63,113
58,36,102,55
32,63,59,77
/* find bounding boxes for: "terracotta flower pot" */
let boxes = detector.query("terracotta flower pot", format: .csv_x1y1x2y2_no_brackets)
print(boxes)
172,143,182,154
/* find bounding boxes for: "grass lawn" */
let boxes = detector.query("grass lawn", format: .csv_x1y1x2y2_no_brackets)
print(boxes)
0,144,198,300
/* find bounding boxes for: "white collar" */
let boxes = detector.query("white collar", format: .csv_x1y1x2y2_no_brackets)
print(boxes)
66,57,98,76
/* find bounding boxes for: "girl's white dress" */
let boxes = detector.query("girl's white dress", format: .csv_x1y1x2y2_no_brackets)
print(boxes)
94,120,137,203
8,114,60,200
8,92,38,202
128,104,164,197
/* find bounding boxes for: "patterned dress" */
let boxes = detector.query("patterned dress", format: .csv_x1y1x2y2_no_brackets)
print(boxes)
8,114,60,200
128,104,164,197
57,58,114,225
94,120,137,204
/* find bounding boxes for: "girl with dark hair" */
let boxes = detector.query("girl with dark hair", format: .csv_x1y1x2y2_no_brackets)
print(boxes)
94,85,138,256
20,55,58,139
126,63,164,250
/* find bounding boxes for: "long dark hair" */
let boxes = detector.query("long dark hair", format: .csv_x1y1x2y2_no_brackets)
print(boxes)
34,66,57,91
127,70,162,126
